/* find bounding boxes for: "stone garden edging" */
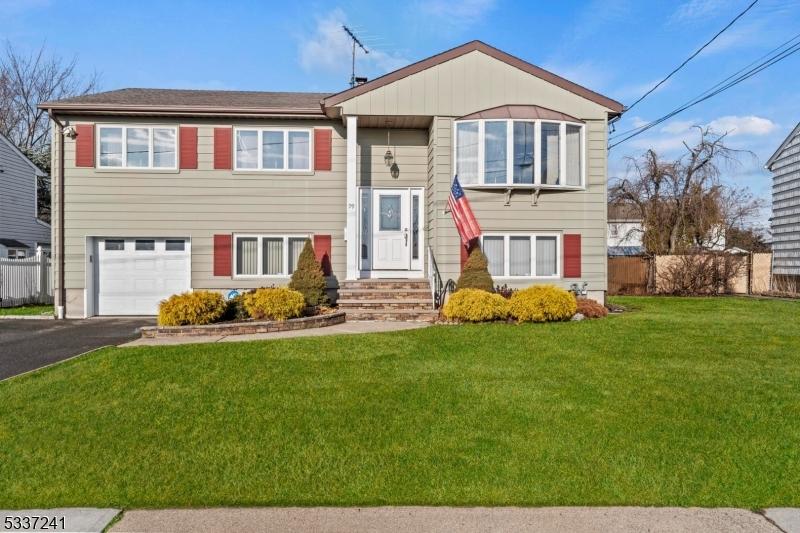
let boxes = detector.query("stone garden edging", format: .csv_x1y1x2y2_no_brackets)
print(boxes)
140,311,346,338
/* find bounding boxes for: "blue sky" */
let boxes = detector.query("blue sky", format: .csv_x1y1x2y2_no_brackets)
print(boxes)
4,0,799,226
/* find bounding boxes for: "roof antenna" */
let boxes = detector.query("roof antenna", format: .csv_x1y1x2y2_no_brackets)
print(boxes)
342,25,369,87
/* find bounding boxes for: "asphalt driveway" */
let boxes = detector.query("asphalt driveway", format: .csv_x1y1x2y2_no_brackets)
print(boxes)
0,318,154,380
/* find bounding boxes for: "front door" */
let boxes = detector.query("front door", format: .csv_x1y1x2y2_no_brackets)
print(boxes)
372,189,410,270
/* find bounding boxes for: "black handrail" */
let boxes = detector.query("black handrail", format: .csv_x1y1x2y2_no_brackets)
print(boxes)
428,246,456,309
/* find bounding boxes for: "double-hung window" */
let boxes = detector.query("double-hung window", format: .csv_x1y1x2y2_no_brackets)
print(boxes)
97,125,177,169
481,233,560,278
234,128,312,171
455,119,584,187
234,235,308,277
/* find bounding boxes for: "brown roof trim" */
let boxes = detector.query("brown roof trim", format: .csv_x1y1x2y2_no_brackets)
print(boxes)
322,40,624,113
457,104,584,123
39,103,326,117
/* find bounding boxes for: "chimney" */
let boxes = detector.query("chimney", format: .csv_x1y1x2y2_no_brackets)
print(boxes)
355,76,368,86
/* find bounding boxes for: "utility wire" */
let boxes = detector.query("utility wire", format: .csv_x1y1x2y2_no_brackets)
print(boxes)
609,36,800,149
624,0,759,114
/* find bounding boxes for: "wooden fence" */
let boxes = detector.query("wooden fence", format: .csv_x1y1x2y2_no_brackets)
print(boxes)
608,257,649,295
0,254,53,307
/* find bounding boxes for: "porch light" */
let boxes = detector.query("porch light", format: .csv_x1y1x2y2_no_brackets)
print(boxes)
390,162,400,179
384,148,394,167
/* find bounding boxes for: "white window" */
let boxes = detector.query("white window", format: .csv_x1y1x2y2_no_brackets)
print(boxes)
454,119,584,188
7,248,27,259
97,125,177,169
234,128,312,171
480,233,561,278
234,235,309,277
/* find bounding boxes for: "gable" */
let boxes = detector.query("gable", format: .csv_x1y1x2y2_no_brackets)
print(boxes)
324,42,623,120
766,122,800,170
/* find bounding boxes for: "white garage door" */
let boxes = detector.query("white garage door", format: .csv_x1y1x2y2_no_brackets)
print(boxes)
96,237,191,315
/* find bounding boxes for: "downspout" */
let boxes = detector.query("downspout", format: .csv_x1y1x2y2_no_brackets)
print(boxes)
50,112,66,319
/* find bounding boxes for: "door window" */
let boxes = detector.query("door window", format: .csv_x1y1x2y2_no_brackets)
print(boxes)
379,195,401,231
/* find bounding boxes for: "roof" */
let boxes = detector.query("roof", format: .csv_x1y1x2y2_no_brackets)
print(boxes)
0,132,47,176
323,41,624,114
458,104,583,123
608,203,642,222
608,246,646,257
0,238,30,249
40,88,331,117
766,122,800,169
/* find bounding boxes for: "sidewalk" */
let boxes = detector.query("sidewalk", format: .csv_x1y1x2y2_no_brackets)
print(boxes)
122,320,429,347
109,507,798,533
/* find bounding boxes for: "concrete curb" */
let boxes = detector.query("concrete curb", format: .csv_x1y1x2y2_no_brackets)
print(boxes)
0,315,54,320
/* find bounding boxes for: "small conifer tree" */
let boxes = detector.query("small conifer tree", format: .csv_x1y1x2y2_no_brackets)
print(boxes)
455,245,495,292
289,239,328,306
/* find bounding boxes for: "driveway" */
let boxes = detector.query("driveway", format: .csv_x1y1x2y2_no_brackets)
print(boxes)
0,318,154,380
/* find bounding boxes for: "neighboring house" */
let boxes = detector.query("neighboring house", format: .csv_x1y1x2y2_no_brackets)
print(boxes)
607,204,645,256
0,133,51,258
41,40,623,318
766,121,800,286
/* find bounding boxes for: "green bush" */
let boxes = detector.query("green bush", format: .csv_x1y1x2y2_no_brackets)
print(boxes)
576,298,608,318
456,246,494,292
222,292,249,321
288,239,328,306
442,288,510,322
158,291,227,326
509,285,577,322
243,287,305,321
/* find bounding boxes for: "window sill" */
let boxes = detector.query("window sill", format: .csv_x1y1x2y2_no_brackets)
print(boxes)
493,276,562,281
95,167,179,174
462,184,584,191
231,170,315,176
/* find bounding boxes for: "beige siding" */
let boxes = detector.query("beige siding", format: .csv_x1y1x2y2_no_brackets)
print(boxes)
337,51,612,120
356,128,428,187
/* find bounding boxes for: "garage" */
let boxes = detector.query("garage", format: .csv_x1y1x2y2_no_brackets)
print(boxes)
94,237,191,315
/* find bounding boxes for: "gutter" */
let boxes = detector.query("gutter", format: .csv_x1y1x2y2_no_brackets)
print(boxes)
38,104,327,118
48,111,66,319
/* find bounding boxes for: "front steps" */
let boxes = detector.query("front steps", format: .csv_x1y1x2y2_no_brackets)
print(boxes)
337,279,439,322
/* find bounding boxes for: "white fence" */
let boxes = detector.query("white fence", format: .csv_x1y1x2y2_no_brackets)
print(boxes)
0,253,53,307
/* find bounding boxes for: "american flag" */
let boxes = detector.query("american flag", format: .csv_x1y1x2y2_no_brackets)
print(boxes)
447,176,481,245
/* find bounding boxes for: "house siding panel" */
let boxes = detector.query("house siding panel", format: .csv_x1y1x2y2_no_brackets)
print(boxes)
770,124,800,276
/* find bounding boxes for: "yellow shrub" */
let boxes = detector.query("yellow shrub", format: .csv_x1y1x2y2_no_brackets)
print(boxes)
442,288,510,322
158,290,227,326
509,285,577,322
243,287,305,321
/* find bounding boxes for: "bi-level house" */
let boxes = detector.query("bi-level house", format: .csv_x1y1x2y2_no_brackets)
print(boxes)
41,41,623,318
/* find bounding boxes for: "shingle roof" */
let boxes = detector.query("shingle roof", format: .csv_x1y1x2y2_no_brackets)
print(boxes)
608,203,642,221
40,88,331,115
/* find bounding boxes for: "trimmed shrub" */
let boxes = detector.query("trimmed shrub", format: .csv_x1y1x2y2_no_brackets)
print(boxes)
289,239,328,307
509,285,577,322
442,288,510,322
243,287,305,321
576,298,608,318
158,290,227,326
222,292,249,321
456,246,494,292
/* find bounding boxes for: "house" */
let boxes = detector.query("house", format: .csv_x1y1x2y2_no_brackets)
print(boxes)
607,204,645,256
0,133,51,258
40,41,623,318
766,121,800,289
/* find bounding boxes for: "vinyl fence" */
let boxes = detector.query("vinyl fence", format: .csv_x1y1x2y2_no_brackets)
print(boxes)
0,254,53,307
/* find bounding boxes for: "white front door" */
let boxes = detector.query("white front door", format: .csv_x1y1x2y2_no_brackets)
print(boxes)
372,189,410,270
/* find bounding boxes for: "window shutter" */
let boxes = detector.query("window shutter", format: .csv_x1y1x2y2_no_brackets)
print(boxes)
563,234,581,278
313,234,332,275
313,129,332,171
213,127,232,170
75,124,95,167
460,241,473,272
213,234,232,276
179,126,198,169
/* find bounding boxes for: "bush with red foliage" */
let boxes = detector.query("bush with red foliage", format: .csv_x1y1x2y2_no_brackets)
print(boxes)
575,298,608,318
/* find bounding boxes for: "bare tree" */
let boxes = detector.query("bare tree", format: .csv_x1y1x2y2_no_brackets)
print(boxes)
610,127,763,254
0,41,98,222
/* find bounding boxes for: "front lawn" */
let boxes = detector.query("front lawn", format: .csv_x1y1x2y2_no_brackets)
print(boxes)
1,297,799,509
0,304,53,316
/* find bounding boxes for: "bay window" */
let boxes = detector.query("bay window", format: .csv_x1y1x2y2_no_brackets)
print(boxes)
480,233,561,278
98,125,177,169
235,128,312,171
454,119,584,187
234,235,309,277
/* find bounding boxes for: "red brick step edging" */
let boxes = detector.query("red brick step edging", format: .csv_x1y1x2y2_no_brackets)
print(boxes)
140,311,346,338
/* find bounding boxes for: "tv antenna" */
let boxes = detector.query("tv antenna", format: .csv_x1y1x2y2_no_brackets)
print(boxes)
342,25,369,87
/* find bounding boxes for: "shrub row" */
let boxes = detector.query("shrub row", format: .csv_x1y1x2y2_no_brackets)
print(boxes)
158,287,307,326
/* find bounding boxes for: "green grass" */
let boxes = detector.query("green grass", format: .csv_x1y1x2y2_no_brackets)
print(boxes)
0,304,53,316
1,297,799,509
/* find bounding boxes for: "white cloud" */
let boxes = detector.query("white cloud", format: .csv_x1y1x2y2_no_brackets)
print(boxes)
670,0,728,23
299,9,409,77
541,60,613,93
415,0,497,29
660,119,699,135
707,115,778,136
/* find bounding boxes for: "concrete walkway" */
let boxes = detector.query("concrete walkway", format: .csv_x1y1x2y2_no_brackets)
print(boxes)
121,320,429,347
109,507,794,533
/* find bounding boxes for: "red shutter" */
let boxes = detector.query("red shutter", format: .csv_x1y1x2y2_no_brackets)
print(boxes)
213,127,232,170
75,124,94,167
213,234,232,276
313,234,332,275
563,234,582,278
179,127,198,169
314,129,332,171
460,243,469,272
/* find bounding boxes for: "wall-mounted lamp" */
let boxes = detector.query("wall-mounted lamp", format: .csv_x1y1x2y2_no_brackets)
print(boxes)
384,148,394,167
390,162,400,179
63,125,78,139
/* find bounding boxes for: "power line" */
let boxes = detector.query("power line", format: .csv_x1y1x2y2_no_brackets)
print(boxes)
609,35,800,149
624,0,759,114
